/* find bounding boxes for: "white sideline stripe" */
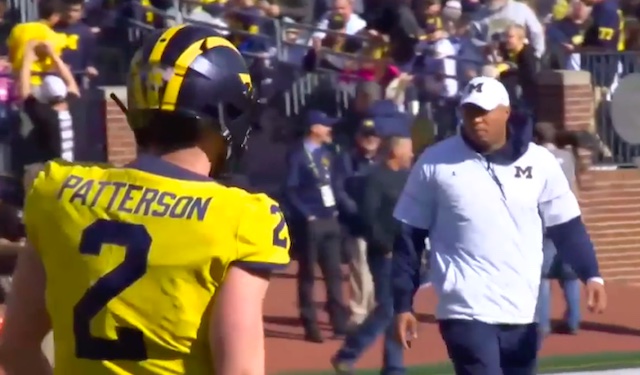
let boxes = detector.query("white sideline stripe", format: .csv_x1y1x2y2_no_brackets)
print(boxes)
546,370,640,375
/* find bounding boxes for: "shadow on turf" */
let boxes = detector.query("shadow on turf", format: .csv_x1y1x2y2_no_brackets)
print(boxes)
263,315,306,341
262,313,439,342
415,313,438,324
579,321,640,337
263,315,338,341
272,272,348,282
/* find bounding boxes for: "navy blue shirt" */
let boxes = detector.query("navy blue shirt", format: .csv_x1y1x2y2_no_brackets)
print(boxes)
584,0,621,50
582,0,622,87
550,17,584,46
285,141,349,219
336,151,378,235
54,22,96,75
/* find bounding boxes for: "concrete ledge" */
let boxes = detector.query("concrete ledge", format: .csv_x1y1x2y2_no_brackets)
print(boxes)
537,70,592,86
100,86,127,101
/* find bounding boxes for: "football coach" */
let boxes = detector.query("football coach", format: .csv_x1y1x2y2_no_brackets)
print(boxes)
391,77,607,375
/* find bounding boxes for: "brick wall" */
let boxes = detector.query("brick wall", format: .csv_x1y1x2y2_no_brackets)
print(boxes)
103,87,136,166
580,169,640,283
103,72,640,283
538,71,640,284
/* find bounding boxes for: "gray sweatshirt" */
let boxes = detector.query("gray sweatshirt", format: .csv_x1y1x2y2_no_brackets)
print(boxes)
549,147,576,189
470,0,545,57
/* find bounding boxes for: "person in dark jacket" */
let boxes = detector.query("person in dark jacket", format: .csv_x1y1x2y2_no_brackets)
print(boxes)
286,109,349,343
338,118,381,327
497,24,539,110
332,126,413,374
54,0,98,83
333,81,382,148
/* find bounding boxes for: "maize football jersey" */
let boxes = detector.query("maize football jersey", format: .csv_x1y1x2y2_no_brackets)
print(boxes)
23,155,291,374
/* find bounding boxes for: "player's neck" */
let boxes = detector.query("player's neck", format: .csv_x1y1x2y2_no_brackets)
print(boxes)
156,149,212,177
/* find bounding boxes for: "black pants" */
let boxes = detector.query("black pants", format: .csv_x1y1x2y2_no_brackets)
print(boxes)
297,216,346,332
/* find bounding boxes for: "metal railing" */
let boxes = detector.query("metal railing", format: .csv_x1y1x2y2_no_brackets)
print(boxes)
582,51,640,165
8,0,640,165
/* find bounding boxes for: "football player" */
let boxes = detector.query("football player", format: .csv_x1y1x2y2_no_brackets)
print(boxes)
0,24,290,375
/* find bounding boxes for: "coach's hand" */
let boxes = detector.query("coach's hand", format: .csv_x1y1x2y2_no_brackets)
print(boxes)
394,312,418,350
586,279,607,314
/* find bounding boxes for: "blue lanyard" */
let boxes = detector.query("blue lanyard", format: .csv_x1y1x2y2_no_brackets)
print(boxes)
304,147,330,183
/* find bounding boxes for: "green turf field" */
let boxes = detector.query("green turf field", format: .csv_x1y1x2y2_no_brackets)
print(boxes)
279,351,640,375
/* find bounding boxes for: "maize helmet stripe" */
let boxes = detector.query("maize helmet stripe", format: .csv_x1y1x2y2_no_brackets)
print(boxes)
135,25,188,108
162,36,239,111
127,24,255,134
147,25,186,64
129,50,147,109
126,24,259,175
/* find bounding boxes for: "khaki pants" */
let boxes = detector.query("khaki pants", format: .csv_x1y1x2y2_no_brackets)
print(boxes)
348,238,374,325
42,331,54,366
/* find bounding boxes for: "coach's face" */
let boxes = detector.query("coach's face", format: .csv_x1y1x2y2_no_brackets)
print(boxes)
460,103,510,152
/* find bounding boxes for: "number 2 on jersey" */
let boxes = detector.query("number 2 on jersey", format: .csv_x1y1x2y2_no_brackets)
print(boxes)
74,219,151,360
270,204,288,248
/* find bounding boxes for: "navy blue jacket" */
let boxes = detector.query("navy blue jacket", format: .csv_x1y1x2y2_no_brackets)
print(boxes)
285,142,350,219
336,150,378,235
54,22,96,75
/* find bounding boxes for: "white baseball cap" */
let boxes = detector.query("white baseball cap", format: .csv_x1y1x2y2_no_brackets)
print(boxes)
37,75,68,103
460,76,510,111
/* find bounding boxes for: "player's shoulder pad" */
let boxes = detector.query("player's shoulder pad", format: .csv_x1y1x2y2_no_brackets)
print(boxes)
243,192,281,214
8,22,23,35
221,186,279,212
25,160,68,197
26,159,112,201
233,190,290,266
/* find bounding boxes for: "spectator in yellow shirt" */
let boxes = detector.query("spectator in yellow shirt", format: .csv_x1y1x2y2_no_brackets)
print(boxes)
7,0,66,84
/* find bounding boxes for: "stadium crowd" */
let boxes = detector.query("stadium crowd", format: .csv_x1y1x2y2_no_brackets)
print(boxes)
0,0,632,371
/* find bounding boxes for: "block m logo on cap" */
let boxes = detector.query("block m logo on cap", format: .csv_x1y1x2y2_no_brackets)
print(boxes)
468,82,483,93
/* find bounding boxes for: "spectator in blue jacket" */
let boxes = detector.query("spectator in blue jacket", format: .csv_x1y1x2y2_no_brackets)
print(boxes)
286,109,349,343
332,115,413,375
338,118,381,327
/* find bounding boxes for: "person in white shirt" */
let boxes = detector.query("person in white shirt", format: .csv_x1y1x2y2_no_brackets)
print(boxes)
391,76,607,374
421,34,458,139
311,0,366,42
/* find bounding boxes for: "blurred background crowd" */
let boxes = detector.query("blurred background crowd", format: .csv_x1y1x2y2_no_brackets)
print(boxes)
0,0,637,344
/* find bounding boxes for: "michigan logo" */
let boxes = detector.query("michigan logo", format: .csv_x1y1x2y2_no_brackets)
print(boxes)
514,166,533,179
468,82,483,94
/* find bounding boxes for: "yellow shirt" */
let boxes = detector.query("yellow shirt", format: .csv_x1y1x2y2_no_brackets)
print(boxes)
24,158,291,374
7,22,66,84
